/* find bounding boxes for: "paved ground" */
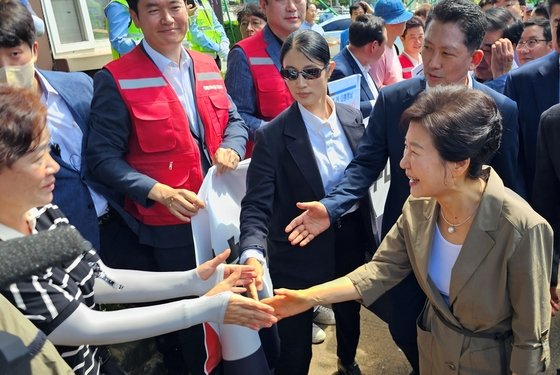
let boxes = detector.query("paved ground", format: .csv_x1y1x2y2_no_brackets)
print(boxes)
117,302,560,374
310,306,560,375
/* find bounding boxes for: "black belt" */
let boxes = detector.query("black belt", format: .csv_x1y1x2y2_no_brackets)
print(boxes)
432,306,512,375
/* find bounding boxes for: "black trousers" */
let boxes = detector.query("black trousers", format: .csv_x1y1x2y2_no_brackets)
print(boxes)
274,209,367,375
275,308,314,375
333,209,368,366
99,212,217,375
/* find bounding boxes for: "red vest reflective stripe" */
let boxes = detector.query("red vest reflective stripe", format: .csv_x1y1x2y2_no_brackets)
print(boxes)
105,46,228,226
236,31,294,121
399,53,415,80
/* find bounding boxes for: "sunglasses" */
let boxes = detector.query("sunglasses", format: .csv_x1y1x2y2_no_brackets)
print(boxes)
280,66,327,81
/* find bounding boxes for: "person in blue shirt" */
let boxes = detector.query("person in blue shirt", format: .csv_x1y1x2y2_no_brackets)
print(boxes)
340,1,372,50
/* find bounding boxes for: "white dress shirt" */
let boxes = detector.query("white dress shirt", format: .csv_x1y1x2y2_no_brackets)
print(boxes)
346,47,378,104
142,40,200,137
36,71,108,217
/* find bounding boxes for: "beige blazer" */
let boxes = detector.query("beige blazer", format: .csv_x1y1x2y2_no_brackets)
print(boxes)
348,168,552,375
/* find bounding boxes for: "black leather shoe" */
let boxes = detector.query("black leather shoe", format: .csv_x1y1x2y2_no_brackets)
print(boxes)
337,360,362,375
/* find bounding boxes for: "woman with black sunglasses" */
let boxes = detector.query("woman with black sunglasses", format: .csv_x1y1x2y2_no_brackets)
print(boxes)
238,29,373,375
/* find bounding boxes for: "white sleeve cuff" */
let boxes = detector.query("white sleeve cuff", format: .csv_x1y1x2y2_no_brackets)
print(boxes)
239,250,267,267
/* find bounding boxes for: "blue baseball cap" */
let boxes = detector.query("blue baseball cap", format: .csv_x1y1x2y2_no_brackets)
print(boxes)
374,0,413,24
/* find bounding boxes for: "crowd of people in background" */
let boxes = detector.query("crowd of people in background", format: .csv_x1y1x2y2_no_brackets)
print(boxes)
0,0,559,374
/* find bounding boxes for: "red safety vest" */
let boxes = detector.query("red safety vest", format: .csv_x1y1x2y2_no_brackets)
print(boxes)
236,31,294,119
236,30,294,156
399,53,416,80
105,46,229,226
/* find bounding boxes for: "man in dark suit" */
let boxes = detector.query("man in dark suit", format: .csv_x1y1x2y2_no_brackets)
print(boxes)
532,103,560,318
86,0,247,373
504,0,560,197
0,0,105,250
330,14,385,118
284,1,523,373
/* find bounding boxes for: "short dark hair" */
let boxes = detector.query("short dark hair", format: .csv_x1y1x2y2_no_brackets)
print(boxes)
237,3,266,24
349,14,385,47
401,85,502,180
126,0,139,14
484,6,515,33
425,0,487,52
0,85,47,171
502,19,524,44
281,29,330,67
402,16,424,38
0,0,36,49
349,1,367,16
523,17,551,41
533,3,549,19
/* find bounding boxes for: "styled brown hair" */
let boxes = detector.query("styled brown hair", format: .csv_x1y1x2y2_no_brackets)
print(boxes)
0,85,47,170
401,85,502,179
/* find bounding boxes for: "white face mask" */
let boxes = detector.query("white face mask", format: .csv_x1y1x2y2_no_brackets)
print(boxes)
0,59,36,89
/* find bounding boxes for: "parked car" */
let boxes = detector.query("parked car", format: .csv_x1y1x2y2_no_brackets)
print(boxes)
319,14,351,56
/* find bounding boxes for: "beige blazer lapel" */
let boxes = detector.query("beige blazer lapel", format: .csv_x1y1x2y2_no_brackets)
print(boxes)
410,199,436,289
449,168,503,307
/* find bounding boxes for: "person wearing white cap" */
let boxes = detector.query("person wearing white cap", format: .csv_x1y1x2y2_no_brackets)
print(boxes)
369,0,413,88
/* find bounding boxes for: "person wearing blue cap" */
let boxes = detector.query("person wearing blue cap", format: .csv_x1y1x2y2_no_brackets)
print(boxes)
370,0,413,87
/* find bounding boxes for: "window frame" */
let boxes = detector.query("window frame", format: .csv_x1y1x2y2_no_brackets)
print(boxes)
41,0,97,55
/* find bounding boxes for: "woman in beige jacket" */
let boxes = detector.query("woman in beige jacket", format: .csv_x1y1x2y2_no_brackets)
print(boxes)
263,85,553,375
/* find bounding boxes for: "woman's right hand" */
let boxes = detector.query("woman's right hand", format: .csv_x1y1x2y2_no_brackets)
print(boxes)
261,288,315,320
206,269,277,330
223,293,277,330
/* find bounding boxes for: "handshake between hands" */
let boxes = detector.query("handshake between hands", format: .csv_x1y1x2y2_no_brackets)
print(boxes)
197,249,313,331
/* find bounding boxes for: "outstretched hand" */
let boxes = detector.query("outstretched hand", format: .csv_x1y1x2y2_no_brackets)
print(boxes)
285,201,331,246
261,288,315,320
197,249,256,285
224,293,277,330
206,268,251,296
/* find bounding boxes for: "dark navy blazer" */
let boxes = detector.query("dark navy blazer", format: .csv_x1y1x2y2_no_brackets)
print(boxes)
532,103,560,287
240,102,373,288
505,51,559,197
322,77,523,238
330,47,378,118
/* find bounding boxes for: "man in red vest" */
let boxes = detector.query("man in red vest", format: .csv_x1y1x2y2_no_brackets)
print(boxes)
224,0,304,151
85,0,248,373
